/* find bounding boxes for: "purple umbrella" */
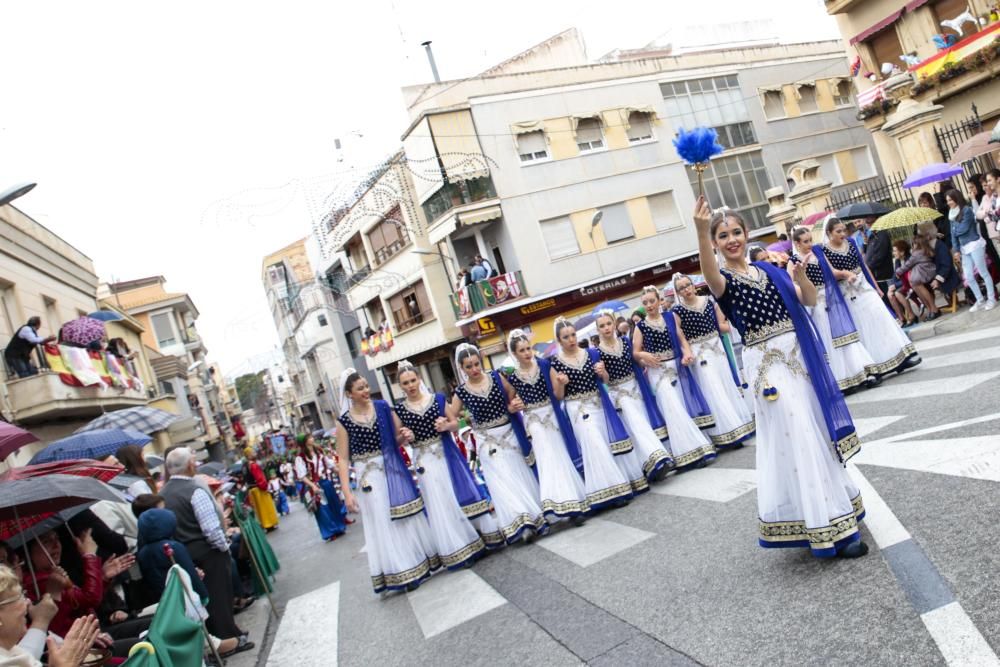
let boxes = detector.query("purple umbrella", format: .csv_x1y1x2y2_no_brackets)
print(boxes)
767,240,793,254
903,163,964,189
0,422,39,462
59,316,106,347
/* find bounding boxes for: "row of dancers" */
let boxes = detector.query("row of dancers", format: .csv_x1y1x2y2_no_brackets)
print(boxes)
330,202,920,595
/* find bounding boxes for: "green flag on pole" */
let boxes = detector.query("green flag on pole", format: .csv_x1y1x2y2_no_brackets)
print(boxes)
121,565,205,667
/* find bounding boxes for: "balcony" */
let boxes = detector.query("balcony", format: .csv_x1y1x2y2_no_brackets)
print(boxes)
450,270,528,319
421,176,497,229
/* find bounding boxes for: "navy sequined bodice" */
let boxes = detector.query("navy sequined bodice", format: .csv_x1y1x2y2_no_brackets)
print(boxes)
550,354,599,399
804,261,825,286
673,301,719,344
506,364,550,408
338,411,382,459
717,267,794,347
823,243,862,274
394,396,443,445
636,318,675,359
597,338,635,385
454,376,510,429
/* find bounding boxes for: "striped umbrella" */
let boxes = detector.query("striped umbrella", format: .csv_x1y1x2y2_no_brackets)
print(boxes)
0,422,39,461
29,428,151,464
76,406,181,434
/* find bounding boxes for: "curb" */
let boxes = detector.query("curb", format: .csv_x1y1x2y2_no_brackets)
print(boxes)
907,303,1000,342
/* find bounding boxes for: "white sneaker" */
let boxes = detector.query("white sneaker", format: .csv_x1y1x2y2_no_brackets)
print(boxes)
985,299,997,311
970,300,984,313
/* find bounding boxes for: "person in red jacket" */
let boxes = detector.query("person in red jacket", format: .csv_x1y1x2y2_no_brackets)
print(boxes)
244,448,279,530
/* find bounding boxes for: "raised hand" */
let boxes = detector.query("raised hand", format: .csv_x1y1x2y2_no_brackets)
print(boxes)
693,195,712,232
47,615,100,667
28,593,58,627
102,553,135,581
74,528,97,556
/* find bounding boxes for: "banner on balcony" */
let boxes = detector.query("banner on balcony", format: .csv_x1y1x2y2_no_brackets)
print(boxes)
911,22,1000,79
452,272,524,320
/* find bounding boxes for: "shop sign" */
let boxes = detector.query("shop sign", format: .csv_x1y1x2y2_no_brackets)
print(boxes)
520,298,556,315
579,277,628,297
476,317,497,336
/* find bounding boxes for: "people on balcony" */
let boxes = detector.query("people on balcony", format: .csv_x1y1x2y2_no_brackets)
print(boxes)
4,317,55,378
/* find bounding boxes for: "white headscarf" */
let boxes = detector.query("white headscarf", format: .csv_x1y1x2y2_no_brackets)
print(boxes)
454,343,480,384
397,360,431,397
337,367,358,413
507,328,531,353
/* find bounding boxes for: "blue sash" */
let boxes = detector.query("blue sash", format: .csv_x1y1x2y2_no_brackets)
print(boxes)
753,262,859,462
662,315,713,424
702,300,745,389
848,237,897,317
813,247,861,348
537,357,585,476
586,347,633,454
623,337,668,439
435,393,491,519
373,399,424,520
491,370,536,473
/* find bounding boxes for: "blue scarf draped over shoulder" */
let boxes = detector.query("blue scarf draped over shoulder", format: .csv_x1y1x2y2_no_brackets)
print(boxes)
586,347,633,455
537,357,585,476
813,247,860,348
373,399,424,520
623,336,668,440
434,393,491,519
663,314,713,424
490,369,536,473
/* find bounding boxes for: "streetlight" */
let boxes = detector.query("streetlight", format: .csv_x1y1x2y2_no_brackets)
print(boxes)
0,182,37,208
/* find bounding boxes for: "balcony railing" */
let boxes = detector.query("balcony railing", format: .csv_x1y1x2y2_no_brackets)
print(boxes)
450,271,528,319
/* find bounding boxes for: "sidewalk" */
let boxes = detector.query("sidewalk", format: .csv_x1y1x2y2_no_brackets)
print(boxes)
906,299,1000,342
227,595,275,667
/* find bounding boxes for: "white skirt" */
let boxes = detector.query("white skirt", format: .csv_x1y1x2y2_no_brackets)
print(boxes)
471,511,506,550
840,275,917,375
646,363,716,469
409,441,486,569
744,331,864,557
606,377,674,481
564,395,634,510
354,455,440,593
809,290,874,390
475,423,546,543
521,404,590,521
690,335,756,447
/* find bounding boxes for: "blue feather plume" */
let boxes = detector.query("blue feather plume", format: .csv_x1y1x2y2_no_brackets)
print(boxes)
672,127,724,166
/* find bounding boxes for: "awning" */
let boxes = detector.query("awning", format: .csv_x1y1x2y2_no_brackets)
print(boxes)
459,205,502,227
849,9,903,45
621,105,659,129
570,114,601,138
402,116,444,205
904,0,932,11
428,215,458,245
511,120,544,135
428,111,491,185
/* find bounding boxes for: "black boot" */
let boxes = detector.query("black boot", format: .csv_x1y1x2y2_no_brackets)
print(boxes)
837,540,869,559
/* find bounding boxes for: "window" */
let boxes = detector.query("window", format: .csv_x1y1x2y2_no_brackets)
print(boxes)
662,76,756,151
317,314,328,327
367,206,410,266
715,122,757,150
159,380,174,396
517,131,548,162
346,328,363,358
797,84,819,114
539,217,580,259
761,90,785,120
596,202,634,244
866,28,903,76
849,146,878,181
575,118,604,152
626,112,653,142
150,312,177,347
647,192,682,232
389,281,433,332
692,151,771,231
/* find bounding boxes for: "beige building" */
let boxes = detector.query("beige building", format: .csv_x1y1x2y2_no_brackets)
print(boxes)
826,0,1000,178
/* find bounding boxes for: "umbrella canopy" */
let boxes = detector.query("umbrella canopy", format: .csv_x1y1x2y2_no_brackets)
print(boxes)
950,131,999,165
801,211,832,227
903,163,964,188
76,406,181,435
59,316,106,347
198,461,224,477
835,202,893,221
0,422,39,461
87,310,124,322
29,428,151,464
767,240,793,253
591,300,630,315
145,455,164,469
872,207,943,232
0,474,126,523
572,313,597,331
5,504,96,549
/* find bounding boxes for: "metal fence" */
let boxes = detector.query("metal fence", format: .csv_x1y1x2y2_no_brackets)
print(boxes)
934,111,996,185
827,170,915,211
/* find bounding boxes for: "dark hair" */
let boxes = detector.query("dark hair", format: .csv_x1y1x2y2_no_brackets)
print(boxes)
456,345,480,369
27,316,41,328
116,445,157,496
710,209,747,239
967,174,984,200
131,493,165,519
823,217,846,237
892,239,911,257
749,247,768,262
791,226,811,243
777,233,788,241
554,318,575,341
507,331,530,354
342,371,363,396
988,168,1000,180
917,192,935,207
396,365,419,382
630,309,645,321
945,189,967,208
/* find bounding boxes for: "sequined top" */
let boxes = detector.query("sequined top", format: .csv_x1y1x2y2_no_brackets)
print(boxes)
597,338,635,385
823,243,862,274
550,353,599,399
338,410,382,460
672,300,720,344
505,364,550,408
394,396,442,446
454,375,510,429
636,317,675,360
717,267,795,347
804,261,825,286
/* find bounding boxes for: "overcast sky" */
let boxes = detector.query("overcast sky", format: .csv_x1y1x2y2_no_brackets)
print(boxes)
1,0,837,377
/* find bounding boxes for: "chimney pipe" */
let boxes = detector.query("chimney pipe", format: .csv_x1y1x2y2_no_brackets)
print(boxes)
420,41,441,83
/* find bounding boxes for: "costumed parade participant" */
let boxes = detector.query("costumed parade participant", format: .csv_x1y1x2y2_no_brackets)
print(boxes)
632,287,716,470
244,447,279,530
448,345,547,544
695,198,868,558
592,312,674,482
789,225,879,392
335,370,439,594
394,361,496,566
504,330,590,523
549,318,640,508
295,433,347,542
671,274,756,448
820,217,920,377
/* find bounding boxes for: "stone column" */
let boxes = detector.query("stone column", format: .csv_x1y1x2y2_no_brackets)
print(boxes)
787,159,834,219
765,187,796,237
881,97,946,174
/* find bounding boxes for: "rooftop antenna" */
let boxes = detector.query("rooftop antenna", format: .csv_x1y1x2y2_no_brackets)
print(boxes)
421,41,441,83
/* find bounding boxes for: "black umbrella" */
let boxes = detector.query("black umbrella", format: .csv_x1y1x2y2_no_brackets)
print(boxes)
835,202,893,220
198,461,224,477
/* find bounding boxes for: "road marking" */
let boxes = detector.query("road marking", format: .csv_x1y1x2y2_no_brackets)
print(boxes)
267,580,340,667
863,413,1000,448
846,372,1000,404
852,416,907,440
855,436,1000,482
407,570,506,639
650,467,757,503
922,603,1000,667
847,465,910,549
915,325,1000,353
919,346,1000,370
535,518,654,567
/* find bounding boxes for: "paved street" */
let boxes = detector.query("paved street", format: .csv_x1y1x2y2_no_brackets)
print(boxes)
255,311,1000,667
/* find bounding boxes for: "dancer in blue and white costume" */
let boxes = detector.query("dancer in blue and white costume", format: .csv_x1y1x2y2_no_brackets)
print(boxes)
394,361,499,566
695,199,868,559
334,369,440,594
820,217,920,377
593,311,675,482
789,225,879,392
504,330,590,523
633,287,716,470
671,274,756,449
448,344,547,544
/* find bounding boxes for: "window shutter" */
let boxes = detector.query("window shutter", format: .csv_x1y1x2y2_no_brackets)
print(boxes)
599,202,634,244
517,131,547,160
626,112,653,142
539,217,580,259
648,192,681,232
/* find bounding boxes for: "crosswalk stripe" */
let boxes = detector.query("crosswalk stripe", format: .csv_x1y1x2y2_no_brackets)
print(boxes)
853,416,906,440
921,603,1000,667
407,570,507,639
919,346,1000,370
915,325,1000,353
535,518,654,567
651,467,756,503
846,372,1000,404
855,435,1000,482
267,581,340,667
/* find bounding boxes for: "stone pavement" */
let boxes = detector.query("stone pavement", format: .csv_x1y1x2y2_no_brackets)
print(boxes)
245,317,1000,667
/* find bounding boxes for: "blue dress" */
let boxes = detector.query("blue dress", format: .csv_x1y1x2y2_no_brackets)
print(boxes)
294,452,345,542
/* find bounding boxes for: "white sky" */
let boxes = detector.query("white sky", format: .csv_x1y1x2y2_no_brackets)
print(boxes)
0,0,837,376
